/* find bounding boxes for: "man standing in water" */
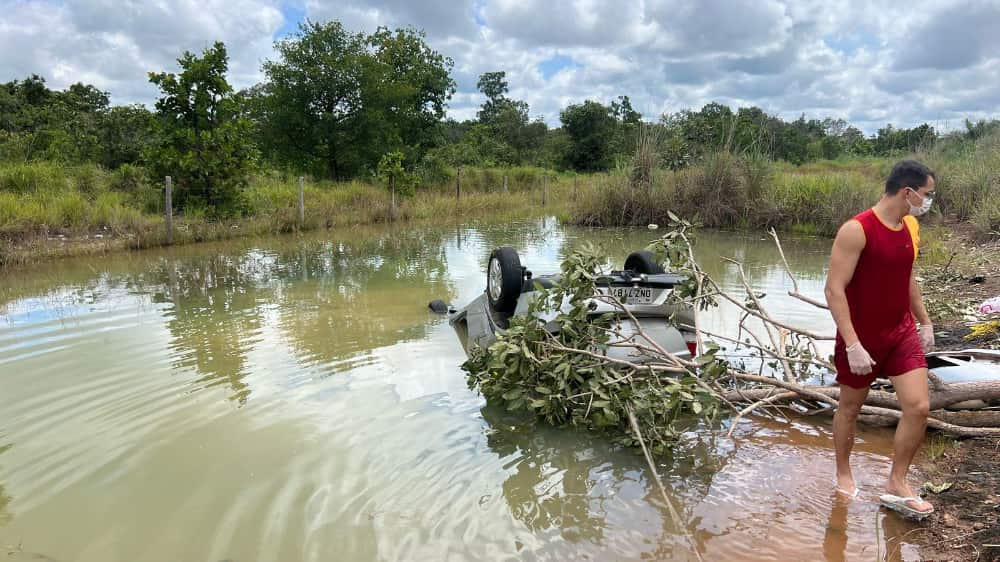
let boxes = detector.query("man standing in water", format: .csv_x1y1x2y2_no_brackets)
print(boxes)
824,160,936,518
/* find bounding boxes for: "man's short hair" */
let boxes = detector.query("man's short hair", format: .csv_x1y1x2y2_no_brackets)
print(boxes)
886,160,935,195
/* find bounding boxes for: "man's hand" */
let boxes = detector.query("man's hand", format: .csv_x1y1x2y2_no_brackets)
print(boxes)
918,324,935,352
846,342,876,375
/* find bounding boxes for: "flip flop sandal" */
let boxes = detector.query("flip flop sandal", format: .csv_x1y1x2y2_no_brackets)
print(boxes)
835,487,859,498
879,494,934,520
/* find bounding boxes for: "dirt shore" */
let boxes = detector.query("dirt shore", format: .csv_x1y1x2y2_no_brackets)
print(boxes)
912,225,999,561
912,438,1000,561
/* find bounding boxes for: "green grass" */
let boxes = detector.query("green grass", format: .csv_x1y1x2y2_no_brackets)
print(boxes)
1,131,998,268
926,432,960,461
0,162,583,267
570,155,880,235
571,132,1000,237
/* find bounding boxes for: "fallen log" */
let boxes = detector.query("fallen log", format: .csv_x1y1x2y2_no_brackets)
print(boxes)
927,409,1000,428
721,381,1000,412
859,405,1000,438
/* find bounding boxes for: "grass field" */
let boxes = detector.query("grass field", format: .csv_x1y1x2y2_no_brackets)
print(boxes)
571,132,1000,238
1,132,997,268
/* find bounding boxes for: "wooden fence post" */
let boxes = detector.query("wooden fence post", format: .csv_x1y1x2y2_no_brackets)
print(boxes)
456,166,462,199
573,175,578,202
503,174,508,193
542,174,548,206
297,176,305,227
165,176,173,245
390,176,396,218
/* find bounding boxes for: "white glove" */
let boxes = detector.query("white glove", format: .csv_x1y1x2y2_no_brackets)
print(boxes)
918,324,935,352
846,342,876,375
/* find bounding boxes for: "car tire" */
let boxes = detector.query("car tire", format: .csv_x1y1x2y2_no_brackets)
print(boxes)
487,247,523,314
624,250,665,274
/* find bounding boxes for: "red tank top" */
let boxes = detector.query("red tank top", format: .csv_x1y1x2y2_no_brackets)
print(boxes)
841,209,917,350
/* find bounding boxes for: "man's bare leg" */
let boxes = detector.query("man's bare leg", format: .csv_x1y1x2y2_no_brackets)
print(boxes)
886,368,932,512
833,384,870,494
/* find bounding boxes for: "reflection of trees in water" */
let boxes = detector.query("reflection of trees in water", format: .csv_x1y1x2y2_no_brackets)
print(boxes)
149,254,267,405
0,443,12,524
273,231,454,368
479,404,626,542
0,485,10,525
481,403,738,557
469,225,831,297
137,227,459,400
480,406,729,544
458,217,561,260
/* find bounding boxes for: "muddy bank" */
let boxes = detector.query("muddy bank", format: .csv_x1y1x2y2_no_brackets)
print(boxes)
912,438,1000,561
921,222,1000,350
912,226,1000,560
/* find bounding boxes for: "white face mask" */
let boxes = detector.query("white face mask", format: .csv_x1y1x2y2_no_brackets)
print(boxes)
907,188,933,217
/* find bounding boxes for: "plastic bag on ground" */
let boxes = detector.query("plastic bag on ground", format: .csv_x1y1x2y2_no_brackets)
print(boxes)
979,296,1000,315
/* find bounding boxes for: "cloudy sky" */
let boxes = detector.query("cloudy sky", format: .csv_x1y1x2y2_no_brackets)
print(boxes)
3,0,999,133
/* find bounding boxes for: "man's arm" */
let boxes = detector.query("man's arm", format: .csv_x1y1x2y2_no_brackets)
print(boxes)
909,270,931,326
825,220,866,345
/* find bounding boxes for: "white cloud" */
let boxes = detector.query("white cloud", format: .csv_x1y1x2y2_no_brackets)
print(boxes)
0,0,283,103
0,0,997,133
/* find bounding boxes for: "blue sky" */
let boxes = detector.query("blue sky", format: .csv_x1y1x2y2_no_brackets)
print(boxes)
2,0,999,133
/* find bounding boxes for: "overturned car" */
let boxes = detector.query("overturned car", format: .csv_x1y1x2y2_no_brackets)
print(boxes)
449,247,699,362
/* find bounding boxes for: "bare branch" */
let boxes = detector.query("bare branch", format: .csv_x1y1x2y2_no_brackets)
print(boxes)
727,391,799,437
768,227,830,310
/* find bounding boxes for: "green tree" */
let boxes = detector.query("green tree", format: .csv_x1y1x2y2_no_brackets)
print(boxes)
0,76,114,162
256,21,454,179
474,71,544,165
610,95,641,126
476,71,512,125
97,105,156,169
560,100,617,171
147,41,256,215
376,150,417,198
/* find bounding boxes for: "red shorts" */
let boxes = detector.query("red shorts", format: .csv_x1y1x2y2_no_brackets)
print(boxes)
834,328,928,389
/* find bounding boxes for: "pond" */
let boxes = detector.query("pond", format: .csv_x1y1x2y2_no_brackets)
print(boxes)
0,218,919,561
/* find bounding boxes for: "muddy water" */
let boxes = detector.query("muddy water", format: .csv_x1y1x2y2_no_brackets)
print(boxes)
0,219,919,561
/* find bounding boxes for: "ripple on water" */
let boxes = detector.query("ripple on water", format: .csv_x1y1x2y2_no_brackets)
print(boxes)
694,419,920,561
0,222,915,562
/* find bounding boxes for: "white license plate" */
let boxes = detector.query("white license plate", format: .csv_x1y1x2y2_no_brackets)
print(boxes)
603,287,656,305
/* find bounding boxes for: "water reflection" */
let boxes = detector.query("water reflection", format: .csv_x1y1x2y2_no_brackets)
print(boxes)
480,404,742,560
0,487,9,526
482,405,627,542
272,234,453,369
130,230,459,403
150,255,265,404
0,218,876,562
823,495,920,562
0,443,11,525
823,494,851,561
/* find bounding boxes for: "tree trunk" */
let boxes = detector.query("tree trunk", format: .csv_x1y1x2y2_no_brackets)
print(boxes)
327,143,338,180
722,381,1000,412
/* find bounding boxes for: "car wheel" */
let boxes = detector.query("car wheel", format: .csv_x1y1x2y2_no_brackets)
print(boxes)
487,247,523,314
624,250,665,274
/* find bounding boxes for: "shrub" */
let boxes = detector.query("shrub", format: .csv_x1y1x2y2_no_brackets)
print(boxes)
0,161,67,193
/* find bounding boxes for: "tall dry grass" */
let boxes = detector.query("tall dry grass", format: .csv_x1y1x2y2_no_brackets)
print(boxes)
570,132,1000,237
926,132,1000,235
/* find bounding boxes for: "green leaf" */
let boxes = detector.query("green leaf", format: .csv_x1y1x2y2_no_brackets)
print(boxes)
535,386,552,395
694,354,716,366
502,389,522,400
